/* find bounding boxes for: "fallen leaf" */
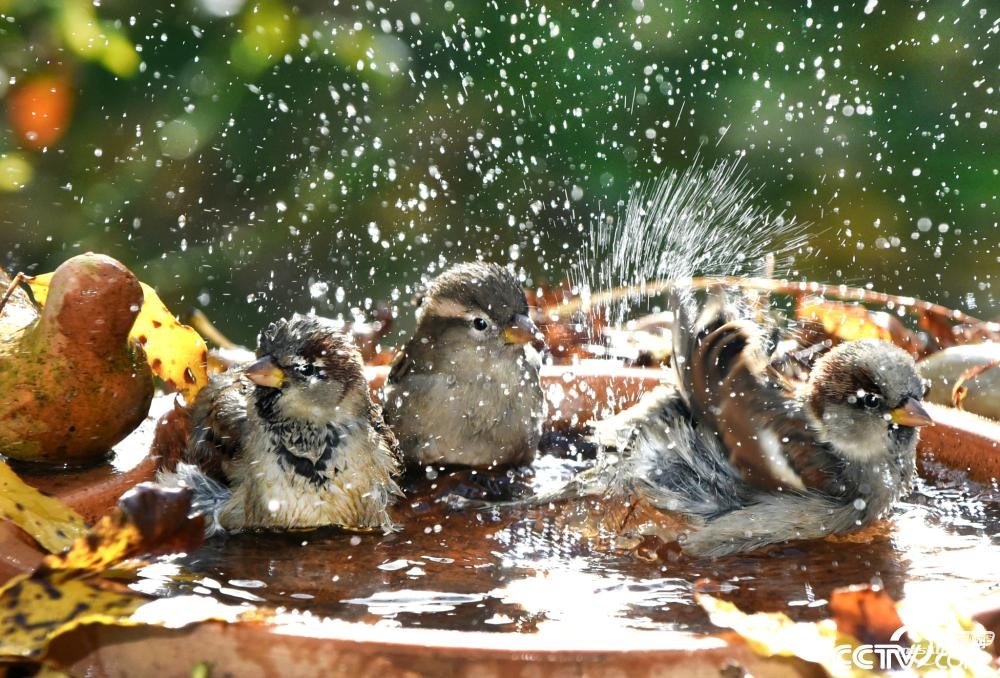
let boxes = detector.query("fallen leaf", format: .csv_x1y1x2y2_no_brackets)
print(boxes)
27,275,208,402
0,459,87,553
828,584,905,647
896,596,999,675
697,592,860,678
0,484,218,661
0,573,143,659
698,590,999,677
42,483,205,573
797,299,895,343
0,580,270,661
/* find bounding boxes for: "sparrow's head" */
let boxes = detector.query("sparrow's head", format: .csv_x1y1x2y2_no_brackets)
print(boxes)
414,261,545,355
245,314,367,425
806,339,932,462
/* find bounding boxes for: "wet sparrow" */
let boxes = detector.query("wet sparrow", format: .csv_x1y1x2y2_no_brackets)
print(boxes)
159,313,401,534
564,290,932,557
383,262,547,468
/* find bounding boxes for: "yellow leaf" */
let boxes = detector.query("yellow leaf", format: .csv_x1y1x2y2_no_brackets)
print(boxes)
698,593,999,678
0,575,270,660
58,0,139,79
0,459,87,553
100,29,140,78
43,484,206,574
0,152,33,192
0,484,240,661
896,598,1000,677
698,593,866,678
43,512,145,573
797,300,894,343
0,573,142,659
27,274,209,402
130,283,209,402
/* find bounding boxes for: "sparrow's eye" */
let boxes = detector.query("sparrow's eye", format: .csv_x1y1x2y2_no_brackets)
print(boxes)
862,392,883,409
471,317,489,331
292,363,320,378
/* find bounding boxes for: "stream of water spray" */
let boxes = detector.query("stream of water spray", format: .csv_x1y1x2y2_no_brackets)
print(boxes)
572,158,810,327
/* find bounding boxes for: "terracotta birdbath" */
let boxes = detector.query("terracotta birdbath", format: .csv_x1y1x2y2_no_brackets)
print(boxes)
2,358,996,678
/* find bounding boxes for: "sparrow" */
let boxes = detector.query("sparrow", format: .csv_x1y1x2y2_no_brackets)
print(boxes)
382,262,547,468
158,313,401,535
557,289,933,557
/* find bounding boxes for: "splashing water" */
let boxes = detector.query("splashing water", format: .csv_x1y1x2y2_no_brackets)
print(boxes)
573,158,809,327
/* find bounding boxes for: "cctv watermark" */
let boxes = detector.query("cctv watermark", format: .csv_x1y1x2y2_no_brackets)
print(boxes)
834,626,995,671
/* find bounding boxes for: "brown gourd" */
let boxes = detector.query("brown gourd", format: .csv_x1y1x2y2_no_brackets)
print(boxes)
0,253,154,466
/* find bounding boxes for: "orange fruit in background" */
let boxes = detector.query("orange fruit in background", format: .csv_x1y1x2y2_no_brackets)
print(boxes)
7,74,74,149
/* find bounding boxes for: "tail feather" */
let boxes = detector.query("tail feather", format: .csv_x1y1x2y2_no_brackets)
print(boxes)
679,493,862,557
156,462,231,536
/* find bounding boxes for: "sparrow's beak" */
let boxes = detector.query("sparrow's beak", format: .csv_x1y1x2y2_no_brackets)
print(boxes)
890,397,934,427
245,355,285,389
502,313,546,350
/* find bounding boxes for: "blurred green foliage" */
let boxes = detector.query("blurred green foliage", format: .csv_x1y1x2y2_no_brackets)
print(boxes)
0,0,995,343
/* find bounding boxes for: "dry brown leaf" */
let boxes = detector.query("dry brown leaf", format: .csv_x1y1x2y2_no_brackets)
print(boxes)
828,584,905,646
42,483,205,573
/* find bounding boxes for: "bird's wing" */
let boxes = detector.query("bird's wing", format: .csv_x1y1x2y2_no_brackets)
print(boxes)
715,354,841,493
386,339,429,383
184,371,250,482
671,287,752,432
367,397,403,470
670,288,738,408
386,346,412,384
387,331,444,384
672,290,837,494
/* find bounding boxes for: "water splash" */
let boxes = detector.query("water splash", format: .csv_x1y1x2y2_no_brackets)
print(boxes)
573,158,809,327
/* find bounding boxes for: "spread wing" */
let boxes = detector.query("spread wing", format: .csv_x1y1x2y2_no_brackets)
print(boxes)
672,290,840,494
184,370,250,482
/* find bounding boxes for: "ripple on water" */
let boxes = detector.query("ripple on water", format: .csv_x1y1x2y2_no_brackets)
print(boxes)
138,460,1000,639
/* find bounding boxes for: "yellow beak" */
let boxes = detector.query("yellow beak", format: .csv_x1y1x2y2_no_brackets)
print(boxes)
244,355,285,389
890,397,934,428
502,313,546,350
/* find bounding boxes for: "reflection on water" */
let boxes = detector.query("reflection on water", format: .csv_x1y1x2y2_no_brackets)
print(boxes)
135,456,1000,639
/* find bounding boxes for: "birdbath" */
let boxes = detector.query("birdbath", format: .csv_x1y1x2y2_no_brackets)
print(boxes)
5,360,996,677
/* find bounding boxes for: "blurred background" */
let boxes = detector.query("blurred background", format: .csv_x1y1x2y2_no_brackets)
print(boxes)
0,0,995,344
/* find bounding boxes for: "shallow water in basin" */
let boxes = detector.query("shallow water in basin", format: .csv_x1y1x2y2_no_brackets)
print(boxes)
133,456,1000,639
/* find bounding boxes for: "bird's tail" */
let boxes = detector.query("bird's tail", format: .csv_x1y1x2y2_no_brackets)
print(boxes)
679,493,863,557
155,462,231,536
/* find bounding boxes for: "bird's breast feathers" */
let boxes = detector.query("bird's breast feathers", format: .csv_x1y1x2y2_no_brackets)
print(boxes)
222,423,396,531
